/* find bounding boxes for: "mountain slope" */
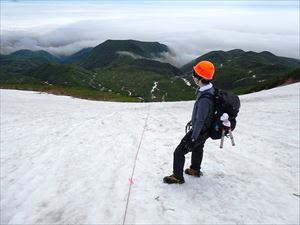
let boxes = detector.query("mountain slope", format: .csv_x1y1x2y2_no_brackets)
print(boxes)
93,61,193,101
13,62,192,102
181,49,300,91
26,64,98,89
60,48,93,64
1,83,299,224
241,67,300,94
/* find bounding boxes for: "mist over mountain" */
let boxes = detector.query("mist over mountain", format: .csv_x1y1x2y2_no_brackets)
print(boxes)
1,0,299,67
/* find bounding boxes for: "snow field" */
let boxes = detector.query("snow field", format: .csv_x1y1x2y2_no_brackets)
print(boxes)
1,83,299,224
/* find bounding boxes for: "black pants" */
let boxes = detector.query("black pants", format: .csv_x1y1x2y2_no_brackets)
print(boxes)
173,131,209,179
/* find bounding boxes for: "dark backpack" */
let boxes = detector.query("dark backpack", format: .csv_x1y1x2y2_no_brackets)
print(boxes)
202,88,240,140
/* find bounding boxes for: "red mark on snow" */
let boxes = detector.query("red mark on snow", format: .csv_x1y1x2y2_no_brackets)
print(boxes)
128,177,134,184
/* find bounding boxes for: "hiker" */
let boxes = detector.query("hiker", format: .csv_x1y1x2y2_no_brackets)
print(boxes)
163,60,216,184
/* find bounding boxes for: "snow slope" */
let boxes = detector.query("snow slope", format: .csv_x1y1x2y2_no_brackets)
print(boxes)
1,83,299,224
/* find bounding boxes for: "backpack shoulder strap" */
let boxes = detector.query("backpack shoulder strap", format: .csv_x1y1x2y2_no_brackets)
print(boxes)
200,93,214,100
199,88,217,101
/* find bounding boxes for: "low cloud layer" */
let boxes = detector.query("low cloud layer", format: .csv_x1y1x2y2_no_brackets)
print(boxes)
1,0,299,66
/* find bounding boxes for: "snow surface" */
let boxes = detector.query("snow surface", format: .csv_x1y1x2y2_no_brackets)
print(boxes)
1,83,299,224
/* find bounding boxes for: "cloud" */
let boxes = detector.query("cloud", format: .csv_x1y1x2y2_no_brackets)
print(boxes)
1,0,299,66
116,51,145,59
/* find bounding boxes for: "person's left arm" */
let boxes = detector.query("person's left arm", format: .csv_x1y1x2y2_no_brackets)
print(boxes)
191,98,210,141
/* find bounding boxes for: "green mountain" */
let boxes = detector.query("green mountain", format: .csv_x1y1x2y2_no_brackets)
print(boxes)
60,48,93,64
181,49,300,92
0,40,191,102
1,42,299,102
10,49,60,63
75,39,191,101
0,50,60,75
79,39,169,69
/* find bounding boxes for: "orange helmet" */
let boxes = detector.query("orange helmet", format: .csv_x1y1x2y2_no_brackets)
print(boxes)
193,61,215,80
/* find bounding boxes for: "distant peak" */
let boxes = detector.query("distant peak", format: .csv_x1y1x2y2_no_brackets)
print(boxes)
11,49,33,54
227,49,245,54
260,51,276,56
101,39,166,46
11,49,54,56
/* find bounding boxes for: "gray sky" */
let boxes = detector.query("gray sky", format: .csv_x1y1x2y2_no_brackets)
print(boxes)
1,0,299,66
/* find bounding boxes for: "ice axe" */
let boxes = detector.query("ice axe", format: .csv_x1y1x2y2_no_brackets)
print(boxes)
220,113,235,149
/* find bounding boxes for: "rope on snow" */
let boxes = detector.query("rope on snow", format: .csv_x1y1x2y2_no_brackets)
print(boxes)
122,105,151,225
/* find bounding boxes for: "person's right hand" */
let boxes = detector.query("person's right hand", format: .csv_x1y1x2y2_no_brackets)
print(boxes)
185,120,192,133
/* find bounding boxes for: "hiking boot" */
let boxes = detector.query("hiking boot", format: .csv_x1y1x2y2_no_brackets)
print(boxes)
163,174,185,184
185,168,203,177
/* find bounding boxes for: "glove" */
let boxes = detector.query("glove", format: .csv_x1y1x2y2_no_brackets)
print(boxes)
185,120,192,133
185,138,195,151
220,113,231,128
